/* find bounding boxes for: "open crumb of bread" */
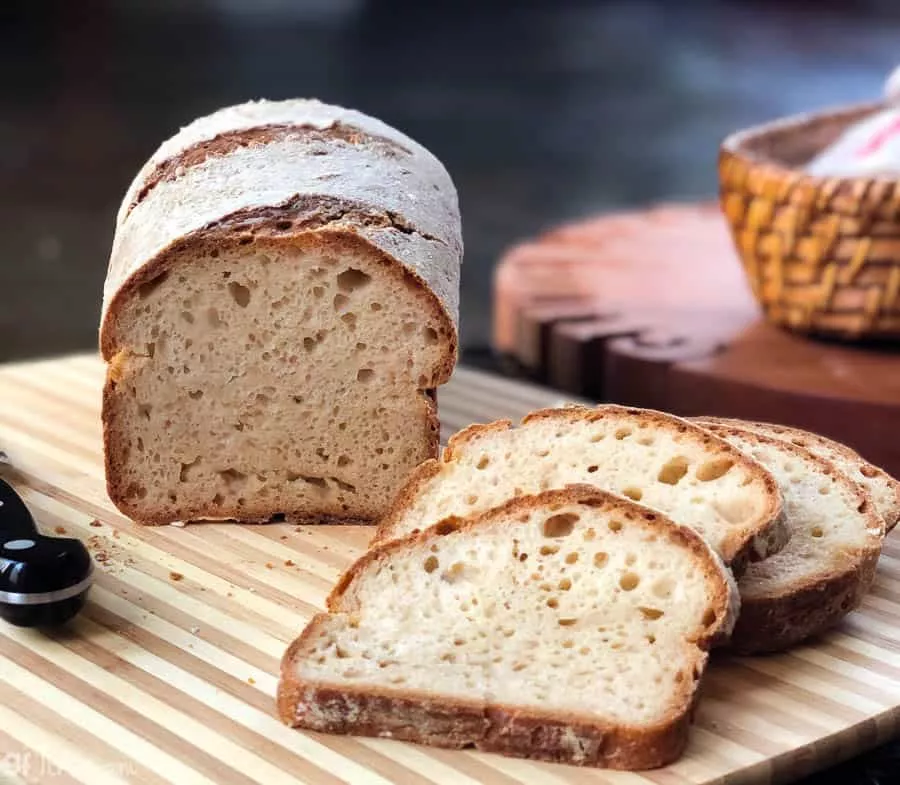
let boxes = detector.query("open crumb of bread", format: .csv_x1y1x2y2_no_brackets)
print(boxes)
374,405,787,570
279,485,736,769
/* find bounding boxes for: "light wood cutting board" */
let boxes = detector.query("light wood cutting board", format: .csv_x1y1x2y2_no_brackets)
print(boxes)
0,354,898,785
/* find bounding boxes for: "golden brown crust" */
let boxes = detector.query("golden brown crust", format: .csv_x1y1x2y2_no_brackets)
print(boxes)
695,416,900,534
729,547,880,655
372,406,787,569
695,421,885,654
280,486,731,769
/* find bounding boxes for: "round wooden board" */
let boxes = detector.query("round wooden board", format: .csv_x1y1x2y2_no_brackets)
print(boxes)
493,202,900,476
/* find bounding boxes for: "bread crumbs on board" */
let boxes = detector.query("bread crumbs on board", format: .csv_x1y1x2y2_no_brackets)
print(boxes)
169,572,184,582
284,560,295,567
54,526,67,534
247,677,256,685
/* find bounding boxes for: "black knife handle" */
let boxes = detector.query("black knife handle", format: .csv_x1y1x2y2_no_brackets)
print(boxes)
0,478,39,541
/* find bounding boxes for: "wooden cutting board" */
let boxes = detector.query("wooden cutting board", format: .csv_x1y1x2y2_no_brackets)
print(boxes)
0,354,898,785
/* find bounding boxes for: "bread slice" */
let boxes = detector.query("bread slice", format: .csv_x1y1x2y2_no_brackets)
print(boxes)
373,405,787,569
695,417,900,534
278,485,736,769
100,99,462,524
695,421,884,654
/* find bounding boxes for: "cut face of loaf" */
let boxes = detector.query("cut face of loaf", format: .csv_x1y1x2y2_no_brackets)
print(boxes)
100,100,462,524
696,417,900,533
698,422,884,654
374,406,787,569
279,486,735,770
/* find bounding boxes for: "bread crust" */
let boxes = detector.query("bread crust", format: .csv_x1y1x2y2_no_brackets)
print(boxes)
279,486,733,769
694,416,900,533
372,405,788,571
695,422,884,654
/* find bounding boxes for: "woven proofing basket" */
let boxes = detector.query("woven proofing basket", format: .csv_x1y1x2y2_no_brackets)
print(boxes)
720,101,900,341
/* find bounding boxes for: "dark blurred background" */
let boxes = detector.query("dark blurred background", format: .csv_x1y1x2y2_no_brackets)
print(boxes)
2,0,899,363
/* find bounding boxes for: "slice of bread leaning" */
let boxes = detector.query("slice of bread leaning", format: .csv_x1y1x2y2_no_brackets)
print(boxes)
695,420,884,654
696,417,900,534
100,99,462,524
278,486,736,770
373,405,787,570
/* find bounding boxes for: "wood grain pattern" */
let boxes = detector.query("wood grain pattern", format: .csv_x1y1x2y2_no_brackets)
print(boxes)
0,354,898,785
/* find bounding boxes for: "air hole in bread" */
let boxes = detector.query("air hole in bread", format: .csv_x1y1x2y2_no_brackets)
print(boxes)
562,639,574,649
584,528,596,541
337,455,351,468
860,465,878,478
811,526,824,538
608,520,623,533
423,326,439,346
337,268,372,293
818,484,831,495
586,465,599,474
227,281,251,308
542,513,579,538
590,432,605,443
465,494,478,505
357,368,374,383
622,487,643,502
218,468,247,490
476,455,490,470
180,310,195,324
423,556,439,573
211,493,223,505
370,302,383,312
658,456,689,485
332,477,356,493
619,572,640,591
697,457,734,482
312,286,325,299
639,607,665,620
558,618,577,627
702,608,718,627
615,427,632,440
341,313,357,329
540,544,559,556
638,435,654,446
301,475,328,490
188,389,203,400
625,553,637,566
137,272,169,299
179,457,202,482
546,597,559,609
593,552,608,568
138,403,153,420
333,293,349,311
558,578,572,591
565,552,579,564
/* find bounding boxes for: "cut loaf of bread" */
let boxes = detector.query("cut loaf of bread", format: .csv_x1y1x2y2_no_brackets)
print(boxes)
696,420,884,654
696,417,900,534
100,99,462,524
278,486,736,769
373,405,787,569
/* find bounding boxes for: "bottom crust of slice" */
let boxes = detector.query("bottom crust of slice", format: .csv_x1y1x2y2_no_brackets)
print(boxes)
278,673,691,770
278,608,697,771
729,547,880,655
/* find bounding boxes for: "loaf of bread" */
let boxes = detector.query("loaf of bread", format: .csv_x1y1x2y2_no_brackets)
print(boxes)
373,405,787,570
696,417,900,533
278,486,736,769
100,99,462,524
697,420,884,653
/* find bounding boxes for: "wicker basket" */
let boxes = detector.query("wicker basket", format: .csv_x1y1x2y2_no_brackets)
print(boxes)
719,101,900,341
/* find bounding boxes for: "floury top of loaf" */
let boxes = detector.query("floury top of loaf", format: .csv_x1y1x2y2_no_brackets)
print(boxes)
100,98,463,525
